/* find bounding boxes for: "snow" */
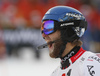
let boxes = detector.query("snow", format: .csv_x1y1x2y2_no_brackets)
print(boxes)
0,48,60,76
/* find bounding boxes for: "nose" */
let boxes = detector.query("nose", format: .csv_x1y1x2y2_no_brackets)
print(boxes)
42,32,48,39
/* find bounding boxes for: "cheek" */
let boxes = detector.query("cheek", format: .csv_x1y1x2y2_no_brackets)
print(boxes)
49,31,61,41
48,35,55,41
49,36,57,41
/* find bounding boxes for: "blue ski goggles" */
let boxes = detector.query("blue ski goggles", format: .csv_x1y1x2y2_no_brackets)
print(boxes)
41,20,87,35
41,20,57,35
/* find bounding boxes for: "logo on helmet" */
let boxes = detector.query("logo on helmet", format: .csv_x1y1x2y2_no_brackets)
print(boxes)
66,13,85,20
59,12,85,22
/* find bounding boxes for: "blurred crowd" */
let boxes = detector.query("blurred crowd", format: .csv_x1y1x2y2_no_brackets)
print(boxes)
0,0,100,59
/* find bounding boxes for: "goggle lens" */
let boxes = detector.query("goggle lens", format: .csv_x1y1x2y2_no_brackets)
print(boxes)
41,20,54,35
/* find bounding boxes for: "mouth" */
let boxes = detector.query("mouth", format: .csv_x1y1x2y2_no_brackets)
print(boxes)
47,41,54,48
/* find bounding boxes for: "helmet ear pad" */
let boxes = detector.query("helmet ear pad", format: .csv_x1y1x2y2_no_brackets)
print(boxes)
60,27,79,43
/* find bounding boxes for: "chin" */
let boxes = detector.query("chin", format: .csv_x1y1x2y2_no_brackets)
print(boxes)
48,43,56,58
49,40,63,58
49,42,63,58
49,52,57,58
49,48,56,58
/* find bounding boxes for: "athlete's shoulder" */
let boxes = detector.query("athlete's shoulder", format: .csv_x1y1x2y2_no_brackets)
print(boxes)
83,51,100,76
85,51,100,63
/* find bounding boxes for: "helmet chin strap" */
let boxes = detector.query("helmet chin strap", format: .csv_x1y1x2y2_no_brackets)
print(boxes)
56,32,79,58
56,27,76,58
55,28,68,58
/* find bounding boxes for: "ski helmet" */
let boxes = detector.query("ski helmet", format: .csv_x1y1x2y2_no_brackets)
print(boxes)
42,6,87,42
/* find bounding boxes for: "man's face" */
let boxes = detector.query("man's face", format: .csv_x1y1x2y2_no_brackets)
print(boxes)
42,30,63,58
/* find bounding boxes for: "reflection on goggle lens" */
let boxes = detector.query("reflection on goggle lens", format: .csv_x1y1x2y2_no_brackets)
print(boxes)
41,20,54,35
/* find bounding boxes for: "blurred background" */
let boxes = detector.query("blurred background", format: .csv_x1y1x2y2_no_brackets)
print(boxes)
0,0,100,76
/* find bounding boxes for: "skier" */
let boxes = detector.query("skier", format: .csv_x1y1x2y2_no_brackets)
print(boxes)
38,6,100,76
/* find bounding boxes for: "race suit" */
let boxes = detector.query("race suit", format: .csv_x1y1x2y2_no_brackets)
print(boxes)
51,46,100,76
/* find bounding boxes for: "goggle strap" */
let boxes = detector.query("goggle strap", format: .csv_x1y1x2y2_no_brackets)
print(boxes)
57,20,87,29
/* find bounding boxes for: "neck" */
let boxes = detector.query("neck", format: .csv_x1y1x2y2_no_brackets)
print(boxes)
61,42,76,57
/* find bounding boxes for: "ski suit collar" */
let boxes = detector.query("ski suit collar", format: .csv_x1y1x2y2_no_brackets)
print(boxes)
60,46,86,69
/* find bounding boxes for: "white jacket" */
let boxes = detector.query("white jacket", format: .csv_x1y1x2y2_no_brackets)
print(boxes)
51,47,100,76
